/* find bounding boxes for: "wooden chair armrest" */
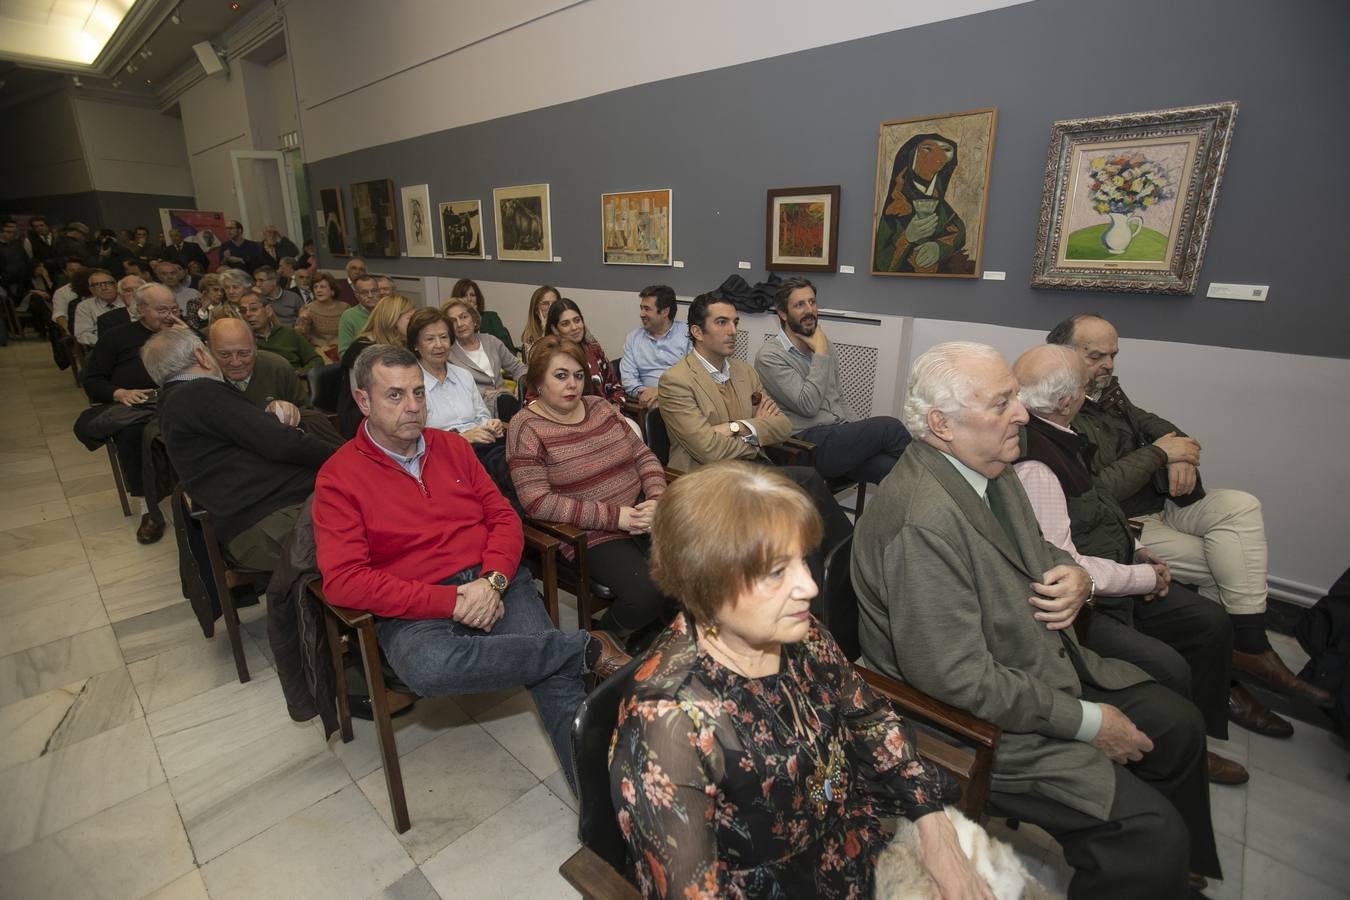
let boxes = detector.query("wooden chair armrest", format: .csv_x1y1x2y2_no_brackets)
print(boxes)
856,666,1000,749
663,467,684,483
559,847,642,900
527,518,590,552
523,524,562,554
1126,517,1145,538
305,577,376,628
619,399,645,419
768,437,815,467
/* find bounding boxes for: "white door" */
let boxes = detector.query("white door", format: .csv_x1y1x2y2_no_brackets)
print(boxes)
230,150,302,244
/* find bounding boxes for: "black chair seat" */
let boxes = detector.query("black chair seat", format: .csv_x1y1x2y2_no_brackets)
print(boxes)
572,656,642,873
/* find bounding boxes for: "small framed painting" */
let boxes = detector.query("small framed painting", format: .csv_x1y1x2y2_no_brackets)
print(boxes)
351,178,400,258
318,188,349,256
440,199,485,259
400,184,435,258
1030,101,1238,294
870,108,997,278
493,183,552,262
765,185,840,272
601,188,672,265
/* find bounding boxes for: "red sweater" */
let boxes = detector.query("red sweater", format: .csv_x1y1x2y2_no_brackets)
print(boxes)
313,425,523,619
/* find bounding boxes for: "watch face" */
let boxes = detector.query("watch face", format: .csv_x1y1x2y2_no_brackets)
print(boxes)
487,572,508,591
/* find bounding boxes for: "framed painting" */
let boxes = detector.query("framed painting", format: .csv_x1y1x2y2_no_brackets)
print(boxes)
1030,101,1238,294
870,108,997,278
493,183,552,262
601,189,672,265
318,187,349,256
157,208,227,269
351,178,400,258
400,184,435,257
440,199,485,259
765,185,839,272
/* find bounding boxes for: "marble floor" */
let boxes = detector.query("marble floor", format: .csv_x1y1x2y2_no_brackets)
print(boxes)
1,339,1347,899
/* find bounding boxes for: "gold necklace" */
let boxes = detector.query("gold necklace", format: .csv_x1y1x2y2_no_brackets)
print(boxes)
699,627,846,818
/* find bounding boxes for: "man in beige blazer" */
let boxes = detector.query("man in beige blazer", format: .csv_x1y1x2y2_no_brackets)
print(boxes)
657,291,852,584
853,341,1219,900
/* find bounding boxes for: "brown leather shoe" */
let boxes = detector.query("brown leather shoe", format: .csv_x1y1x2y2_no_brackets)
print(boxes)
1233,649,1334,707
586,630,632,681
136,513,164,545
1206,751,1249,785
1228,683,1293,738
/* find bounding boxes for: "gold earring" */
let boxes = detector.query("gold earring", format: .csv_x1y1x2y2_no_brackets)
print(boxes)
705,621,719,638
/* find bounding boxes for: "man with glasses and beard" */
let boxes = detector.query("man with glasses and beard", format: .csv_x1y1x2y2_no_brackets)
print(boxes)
754,276,910,485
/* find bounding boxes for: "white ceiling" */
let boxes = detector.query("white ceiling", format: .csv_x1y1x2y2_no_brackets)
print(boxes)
0,0,135,66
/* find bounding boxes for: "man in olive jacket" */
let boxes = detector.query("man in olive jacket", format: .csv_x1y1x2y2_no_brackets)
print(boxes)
1049,313,1331,713
853,341,1219,899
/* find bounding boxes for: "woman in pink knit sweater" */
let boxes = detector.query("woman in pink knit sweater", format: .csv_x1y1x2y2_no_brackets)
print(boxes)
507,336,671,642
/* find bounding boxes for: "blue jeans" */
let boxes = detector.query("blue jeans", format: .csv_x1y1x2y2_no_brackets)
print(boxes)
376,564,588,792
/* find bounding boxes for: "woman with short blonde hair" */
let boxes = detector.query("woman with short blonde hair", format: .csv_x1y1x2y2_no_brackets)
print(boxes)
441,296,527,417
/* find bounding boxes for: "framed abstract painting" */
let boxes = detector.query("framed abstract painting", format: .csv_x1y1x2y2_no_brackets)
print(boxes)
602,188,672,265
351,178,400,258
493,183,552,262
870,108,997,278
1030,101,1237,294
318,188,349,256
765,186,839,272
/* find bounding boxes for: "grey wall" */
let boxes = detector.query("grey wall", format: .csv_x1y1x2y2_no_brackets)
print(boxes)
0,192,196,236
306,0,1350,359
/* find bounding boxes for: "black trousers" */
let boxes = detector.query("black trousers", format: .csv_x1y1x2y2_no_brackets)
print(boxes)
989,681,1220,899
798,416,910,484
587,536,675,636
1083,584,1232,738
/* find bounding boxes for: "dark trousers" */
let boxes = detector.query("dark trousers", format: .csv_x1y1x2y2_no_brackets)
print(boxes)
989,681,1220,899
772,465,854,604
798,416,910,484
1083,585,1232,738
587,536,674,636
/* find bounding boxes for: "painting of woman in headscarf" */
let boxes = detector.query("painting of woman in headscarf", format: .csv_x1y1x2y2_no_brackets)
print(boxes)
870,109,997,278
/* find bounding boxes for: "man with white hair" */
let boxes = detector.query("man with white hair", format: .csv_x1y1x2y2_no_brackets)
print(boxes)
144,326,337,571
1048,313,1331,720
1013,343,1247,783
853,341,1220,898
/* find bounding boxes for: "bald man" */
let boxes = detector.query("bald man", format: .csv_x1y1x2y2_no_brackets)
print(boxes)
208,318,305,423
1013,344,1246,783
1048,314,1331,727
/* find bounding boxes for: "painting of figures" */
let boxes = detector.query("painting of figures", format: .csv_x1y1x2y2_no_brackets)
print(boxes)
440,199,484,259
602,189,672,266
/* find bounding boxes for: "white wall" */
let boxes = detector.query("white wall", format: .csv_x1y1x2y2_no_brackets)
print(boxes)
71,98,194,196
179,58,254,219
285,0,1032,162
0,92,91,199
268,54,299,139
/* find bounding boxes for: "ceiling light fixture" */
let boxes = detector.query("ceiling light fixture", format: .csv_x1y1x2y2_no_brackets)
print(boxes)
140,48,152,58
144,78,153,85
230,2,240,9
170,9,182,25
127,62,137,73
71,76,82,87
112,78,121,87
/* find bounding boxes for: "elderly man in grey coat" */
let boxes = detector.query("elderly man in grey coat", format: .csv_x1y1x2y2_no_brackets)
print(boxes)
852,341,1219,900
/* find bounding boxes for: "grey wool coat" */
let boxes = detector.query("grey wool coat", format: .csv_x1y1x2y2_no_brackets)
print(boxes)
852,440,1150,819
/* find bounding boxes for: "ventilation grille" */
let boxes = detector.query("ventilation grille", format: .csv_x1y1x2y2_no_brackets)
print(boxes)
733,331,750,361
757,334,877,417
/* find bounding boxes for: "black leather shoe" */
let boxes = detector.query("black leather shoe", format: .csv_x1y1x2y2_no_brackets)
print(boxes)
348,694,416,722
136,513,164,544
1228,683,1293,738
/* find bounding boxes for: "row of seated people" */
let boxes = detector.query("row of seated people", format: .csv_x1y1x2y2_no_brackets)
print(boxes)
130,283,1322,898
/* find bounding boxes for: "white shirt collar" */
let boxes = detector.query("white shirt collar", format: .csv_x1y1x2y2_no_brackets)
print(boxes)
692,348,731,384
938,450,989,499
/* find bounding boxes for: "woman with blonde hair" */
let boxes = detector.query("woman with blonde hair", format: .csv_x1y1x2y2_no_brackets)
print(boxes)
336,294,416,437
450,277,515,352
610,462,988,900
442,297,527,419
518,284,559,359
185,273,226,333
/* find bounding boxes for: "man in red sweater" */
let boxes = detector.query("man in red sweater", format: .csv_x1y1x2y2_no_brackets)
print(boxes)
312,344,627,792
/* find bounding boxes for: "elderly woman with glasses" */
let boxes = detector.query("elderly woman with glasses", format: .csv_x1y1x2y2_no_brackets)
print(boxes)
441,297,528,419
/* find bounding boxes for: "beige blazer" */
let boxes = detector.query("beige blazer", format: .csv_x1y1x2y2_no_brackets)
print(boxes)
852,440,1150,819
656,352,792,472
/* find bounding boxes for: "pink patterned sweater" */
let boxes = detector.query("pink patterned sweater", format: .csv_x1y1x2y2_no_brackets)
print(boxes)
506,396,666,551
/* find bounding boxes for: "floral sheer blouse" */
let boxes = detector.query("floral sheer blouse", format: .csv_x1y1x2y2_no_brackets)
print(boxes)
609,613,959,899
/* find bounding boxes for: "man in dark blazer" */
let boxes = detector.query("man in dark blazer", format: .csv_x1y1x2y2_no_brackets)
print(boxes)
161,228,209,273
852,340,1220,899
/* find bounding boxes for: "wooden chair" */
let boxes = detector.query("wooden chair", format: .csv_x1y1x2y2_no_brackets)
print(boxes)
312,525,563,834
173,485,269,683
104,440,133,517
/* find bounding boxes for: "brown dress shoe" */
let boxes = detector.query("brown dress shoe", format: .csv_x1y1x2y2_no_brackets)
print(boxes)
1232,649,1334,707
136,513,165,544
1228,683,1293,738
1206,751,1249,785
586,630,632,681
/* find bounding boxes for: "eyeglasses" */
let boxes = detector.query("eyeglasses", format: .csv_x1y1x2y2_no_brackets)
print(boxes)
90,280,116,288
147,306,178,315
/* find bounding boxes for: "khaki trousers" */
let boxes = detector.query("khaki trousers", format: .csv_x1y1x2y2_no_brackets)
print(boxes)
1138,488,1267,614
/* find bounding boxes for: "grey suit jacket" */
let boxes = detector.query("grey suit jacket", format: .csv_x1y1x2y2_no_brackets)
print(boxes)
852,440,1150,819
656,353,792,472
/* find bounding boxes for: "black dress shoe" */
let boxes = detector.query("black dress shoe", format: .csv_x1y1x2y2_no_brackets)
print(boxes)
1228,683,1293,738
348,694,416,722
136,513,164,544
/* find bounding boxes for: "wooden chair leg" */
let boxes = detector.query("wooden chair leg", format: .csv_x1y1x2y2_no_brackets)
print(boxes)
357,620,410,833
324,610,354,743
855,482,867,517
218,585,250,684
541,546,559,628
105,442,132,517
